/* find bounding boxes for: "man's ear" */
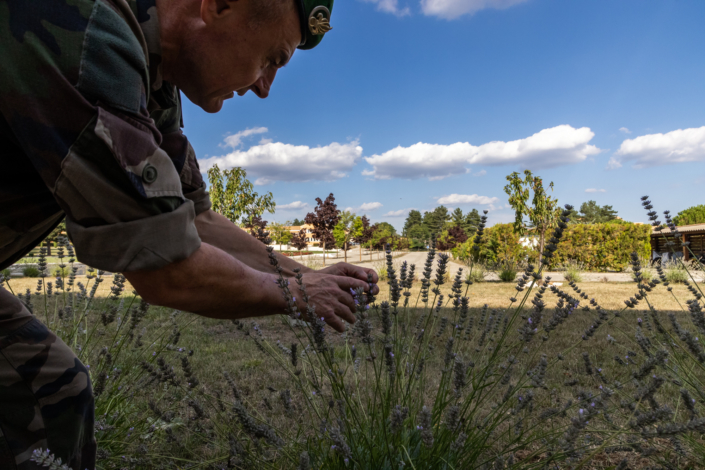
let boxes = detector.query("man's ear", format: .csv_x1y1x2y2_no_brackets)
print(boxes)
201,0,239,25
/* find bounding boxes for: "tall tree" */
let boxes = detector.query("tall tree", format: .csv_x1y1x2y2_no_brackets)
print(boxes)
673,205,705,226
403,210,423,236
579,201,618,224
464,209,481,236
423,206,450,235
291,218,304,226
333,211,362,263
305,194,340,266
207,164,275,224
504,170,560,265
357,216,373,261
290,229,309,259
451,207,465,228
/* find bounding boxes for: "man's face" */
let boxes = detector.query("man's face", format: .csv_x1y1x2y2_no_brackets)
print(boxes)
171,0,302,113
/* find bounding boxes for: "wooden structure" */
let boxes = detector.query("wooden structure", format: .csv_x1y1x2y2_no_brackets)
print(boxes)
650,223,705,261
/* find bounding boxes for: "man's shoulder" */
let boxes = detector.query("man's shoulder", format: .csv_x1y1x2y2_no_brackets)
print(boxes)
0,0,151,114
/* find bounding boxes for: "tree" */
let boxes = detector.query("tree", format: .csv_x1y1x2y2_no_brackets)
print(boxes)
305,194,340,266
370,222,396,251
566,201,619,224
207,164,275,225
290,229,308,259
244,215,271,245
403,210,423,237
357,216,374,261
291,218,305,226
673,205,705,226
333,211,362,263
464,209,481,236
423,206,450,235
437,225,468,251
407,223,431,249
451,208,465,228
269,222,292,251
504,170,560,266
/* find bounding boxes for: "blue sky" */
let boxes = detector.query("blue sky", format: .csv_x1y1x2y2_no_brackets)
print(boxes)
183,0,705,230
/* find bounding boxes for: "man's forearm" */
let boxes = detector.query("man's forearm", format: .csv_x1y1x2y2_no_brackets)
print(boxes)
124,243,286,320
195,210,312,276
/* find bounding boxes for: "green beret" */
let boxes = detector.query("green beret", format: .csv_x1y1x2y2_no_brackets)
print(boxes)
295,0,334,50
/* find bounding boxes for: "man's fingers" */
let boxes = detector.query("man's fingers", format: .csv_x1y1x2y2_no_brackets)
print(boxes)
331,275,370,293
322,312,346,333
335,289,357,315
362,267,379,284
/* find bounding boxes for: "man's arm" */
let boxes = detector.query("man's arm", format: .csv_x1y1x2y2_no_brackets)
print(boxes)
195,209,312,276
123,243,368,332
195,210,380,286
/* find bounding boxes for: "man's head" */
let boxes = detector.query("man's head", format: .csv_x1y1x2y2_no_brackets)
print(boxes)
158,0,299,113
157,0,333,113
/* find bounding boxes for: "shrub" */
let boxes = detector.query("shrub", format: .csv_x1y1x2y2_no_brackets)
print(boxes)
1,268,10,279
551,223,651,271
53,266,69,277
560,259,584,283
664,260,689,283
22,266,40,277
498,262,518,282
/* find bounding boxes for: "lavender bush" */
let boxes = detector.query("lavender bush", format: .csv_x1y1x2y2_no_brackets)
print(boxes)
2,197,705,469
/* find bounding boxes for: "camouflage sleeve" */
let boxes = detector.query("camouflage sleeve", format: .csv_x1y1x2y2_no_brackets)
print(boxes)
0,0,201,272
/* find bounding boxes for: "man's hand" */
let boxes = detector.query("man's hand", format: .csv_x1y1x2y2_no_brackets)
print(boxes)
318,262,380,295
294,272,370,332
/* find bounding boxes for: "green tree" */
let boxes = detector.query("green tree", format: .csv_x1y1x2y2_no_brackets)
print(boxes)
291,218,304,226
207,164,275,225
407,223,431,248
269,222,292,251
673,205,705,226
504,170,560,265
423,206,450,235
451,208,465,228
403,210,423,237
42,219,66,256
370,222,396,251
464,209,481,236
333,212,365,263
579,200,618,224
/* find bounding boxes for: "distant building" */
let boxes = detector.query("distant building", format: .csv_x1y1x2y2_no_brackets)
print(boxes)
286,224,320,247
650,223,705,262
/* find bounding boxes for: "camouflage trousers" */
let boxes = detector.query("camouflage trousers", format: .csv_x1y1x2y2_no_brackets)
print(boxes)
0,287,96,470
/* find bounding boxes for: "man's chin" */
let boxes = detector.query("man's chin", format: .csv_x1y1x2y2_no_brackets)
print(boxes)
199,97,224,114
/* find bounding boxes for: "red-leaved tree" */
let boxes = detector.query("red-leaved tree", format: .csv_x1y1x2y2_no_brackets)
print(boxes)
305,194,340,266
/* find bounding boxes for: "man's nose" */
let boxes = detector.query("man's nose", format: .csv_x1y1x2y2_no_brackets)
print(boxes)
252,69,278,99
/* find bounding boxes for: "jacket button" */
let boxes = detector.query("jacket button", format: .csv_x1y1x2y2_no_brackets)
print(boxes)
142,164,158,184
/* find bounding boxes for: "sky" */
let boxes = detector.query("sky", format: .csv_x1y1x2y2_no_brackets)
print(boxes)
183,0,705,230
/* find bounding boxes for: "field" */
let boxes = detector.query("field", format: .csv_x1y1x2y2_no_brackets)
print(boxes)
6,260,705,469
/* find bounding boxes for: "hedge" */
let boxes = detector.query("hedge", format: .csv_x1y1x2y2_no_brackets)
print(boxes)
453,223,651,272
549,223,651,272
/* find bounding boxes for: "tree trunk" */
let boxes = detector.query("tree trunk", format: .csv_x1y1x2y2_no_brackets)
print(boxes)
323,240,326,266
538,229,546,267
359,243,362,262
344,241,348,263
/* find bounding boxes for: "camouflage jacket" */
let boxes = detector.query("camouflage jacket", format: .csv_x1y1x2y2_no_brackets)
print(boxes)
0,0,210,272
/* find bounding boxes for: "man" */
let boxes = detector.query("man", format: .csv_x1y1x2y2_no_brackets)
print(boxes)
0,0,378,468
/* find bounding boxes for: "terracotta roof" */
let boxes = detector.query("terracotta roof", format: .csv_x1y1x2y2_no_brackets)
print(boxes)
651,223,705,235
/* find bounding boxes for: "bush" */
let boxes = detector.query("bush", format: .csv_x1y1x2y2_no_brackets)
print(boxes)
498,263,518,282
560,260,584,283
664,261,689,283
22,266,40,277
551,223,651,271
1,268,10,279
53,266,69,277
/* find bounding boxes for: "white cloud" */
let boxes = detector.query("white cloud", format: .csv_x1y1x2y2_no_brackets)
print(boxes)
362,0,411,16
473,169,487,177
436,194,499,205
619,127,631,134
345,202,384,213
384,208,413,217
363,125,600,180
201,133,363,185
605,157,622,170
585,188,606,193
278,201,310,210
221,127,268,149
612,126,705,169
421,0,529,20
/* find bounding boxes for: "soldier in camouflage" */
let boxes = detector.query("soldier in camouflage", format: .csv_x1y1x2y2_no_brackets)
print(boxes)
0,0,378,467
